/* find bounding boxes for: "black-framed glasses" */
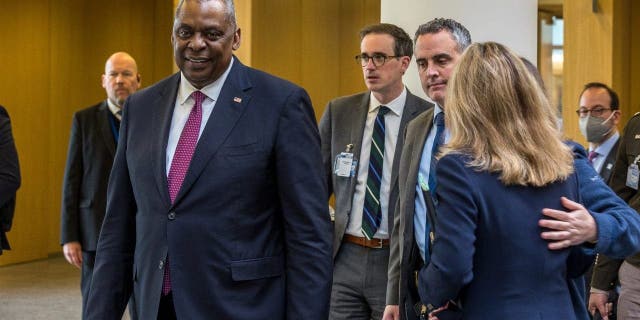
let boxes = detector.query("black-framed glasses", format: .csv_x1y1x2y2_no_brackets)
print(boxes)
355,53,399,67
575,106,612,118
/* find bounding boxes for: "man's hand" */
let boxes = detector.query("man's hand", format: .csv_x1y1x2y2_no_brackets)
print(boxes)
428,301,450,320
62,241,83,268
589,291,611,320
382,305,399,320
539,197,598,250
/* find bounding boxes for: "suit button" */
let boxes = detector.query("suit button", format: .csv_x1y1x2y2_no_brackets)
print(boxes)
159,260,164,269
168,211,176,220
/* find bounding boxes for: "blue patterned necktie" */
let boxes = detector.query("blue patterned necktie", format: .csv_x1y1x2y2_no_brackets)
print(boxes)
424,112,445,263
362,106,390,240
428,112,445,197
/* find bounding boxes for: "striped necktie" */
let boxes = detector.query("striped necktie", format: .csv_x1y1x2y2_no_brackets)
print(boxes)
362,106,389,240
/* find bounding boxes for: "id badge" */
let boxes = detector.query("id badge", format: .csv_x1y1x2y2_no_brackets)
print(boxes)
334,152,354,177
627,164,640,190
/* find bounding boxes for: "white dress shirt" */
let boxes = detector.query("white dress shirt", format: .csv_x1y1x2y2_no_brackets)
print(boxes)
166,58,234,174
346,88,407,239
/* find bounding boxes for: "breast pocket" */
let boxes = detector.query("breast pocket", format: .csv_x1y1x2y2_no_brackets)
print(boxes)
221,142,260,157
229,256,284,281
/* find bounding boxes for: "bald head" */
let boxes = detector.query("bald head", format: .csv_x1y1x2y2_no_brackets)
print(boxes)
102,52,141,107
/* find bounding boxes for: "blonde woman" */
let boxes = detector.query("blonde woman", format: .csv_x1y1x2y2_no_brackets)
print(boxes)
417,42,586,319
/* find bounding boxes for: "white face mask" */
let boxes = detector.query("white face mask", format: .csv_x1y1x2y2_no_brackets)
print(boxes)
579,112,615,143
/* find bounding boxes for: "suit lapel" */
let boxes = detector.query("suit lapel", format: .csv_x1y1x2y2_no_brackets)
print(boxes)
152,74,181,208
171,62,251,207
404,109,434,251
389,92,429,200
387,91,430,232
349,94,370,159
600,139,620,183
97,101,116,157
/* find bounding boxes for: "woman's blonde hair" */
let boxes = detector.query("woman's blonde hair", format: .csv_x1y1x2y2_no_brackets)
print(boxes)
440,41,573,186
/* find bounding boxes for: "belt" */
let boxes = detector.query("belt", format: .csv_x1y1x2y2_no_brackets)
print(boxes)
343,234,389,248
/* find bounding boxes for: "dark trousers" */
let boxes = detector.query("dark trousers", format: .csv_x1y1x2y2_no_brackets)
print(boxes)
158,292,177,320
81,251,138,319
81,251,96,318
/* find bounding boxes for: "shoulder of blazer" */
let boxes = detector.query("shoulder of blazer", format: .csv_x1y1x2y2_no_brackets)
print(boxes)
327,92,369,110
129,72,181,103
407,107,434,131
74,101,109,119
405,90,434,110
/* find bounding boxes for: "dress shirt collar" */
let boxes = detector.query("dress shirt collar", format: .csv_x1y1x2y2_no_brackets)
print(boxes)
368,87,407,116
432,103,444,124
590,131,620,157
106,99,122,120
177,57,235,105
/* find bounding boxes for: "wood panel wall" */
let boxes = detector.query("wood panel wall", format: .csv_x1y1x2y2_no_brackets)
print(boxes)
0,0,174,266
244,0,381,120
563,0,637,143
1,0,379,267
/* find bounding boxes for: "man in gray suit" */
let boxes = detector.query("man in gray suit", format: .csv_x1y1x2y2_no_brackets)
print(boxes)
60,52,140,317
382,18,470,320
319,23,431,319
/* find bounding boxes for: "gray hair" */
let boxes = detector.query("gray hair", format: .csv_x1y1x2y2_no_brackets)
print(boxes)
175,0,237,29
414,18,471,53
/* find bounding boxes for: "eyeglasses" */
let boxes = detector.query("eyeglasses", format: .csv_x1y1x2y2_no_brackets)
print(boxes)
575,106,613,118
355,53,399,67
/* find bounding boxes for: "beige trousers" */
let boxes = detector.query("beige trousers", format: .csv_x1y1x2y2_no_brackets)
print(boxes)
618,261,640,319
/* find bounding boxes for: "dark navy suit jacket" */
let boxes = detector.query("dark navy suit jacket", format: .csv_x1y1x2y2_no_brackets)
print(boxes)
0,105,20,254
417,143,640,320
85,59,333,319
418,153,583,319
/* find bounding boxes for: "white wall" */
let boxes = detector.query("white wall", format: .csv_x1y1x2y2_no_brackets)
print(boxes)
381,0,538,100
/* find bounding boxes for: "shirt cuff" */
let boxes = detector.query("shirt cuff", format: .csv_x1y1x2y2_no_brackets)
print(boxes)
590,287,609,295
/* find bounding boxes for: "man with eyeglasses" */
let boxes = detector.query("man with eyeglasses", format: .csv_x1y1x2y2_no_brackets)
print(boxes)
577,82,621,183
576,82,622,319
319,22,431,320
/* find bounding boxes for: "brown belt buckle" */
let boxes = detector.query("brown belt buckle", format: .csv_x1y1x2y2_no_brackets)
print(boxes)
373,238,384,248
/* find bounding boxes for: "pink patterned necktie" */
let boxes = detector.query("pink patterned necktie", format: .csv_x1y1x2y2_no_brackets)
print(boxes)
162,90,205,295
588,150,598,164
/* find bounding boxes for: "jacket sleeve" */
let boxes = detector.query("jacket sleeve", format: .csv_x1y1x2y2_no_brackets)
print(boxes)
569,141,640,258
0,106,20,233
0,107,20,209
59,113,83,245
418,154,476,309
276,88,333,319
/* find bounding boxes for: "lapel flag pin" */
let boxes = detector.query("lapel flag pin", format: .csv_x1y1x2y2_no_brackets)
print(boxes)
233,97,242,103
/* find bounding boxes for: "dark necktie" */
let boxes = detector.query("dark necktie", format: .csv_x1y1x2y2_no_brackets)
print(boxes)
162,90,204,295
428,112,445,197
424,112,444,263
362,106,389,240
115,110,122,130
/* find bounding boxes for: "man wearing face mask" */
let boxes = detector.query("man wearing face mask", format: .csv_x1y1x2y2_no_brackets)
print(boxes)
577,82,621,183
577,82,622,319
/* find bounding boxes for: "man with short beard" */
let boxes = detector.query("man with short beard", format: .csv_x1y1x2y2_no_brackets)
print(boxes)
60,51,140,318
